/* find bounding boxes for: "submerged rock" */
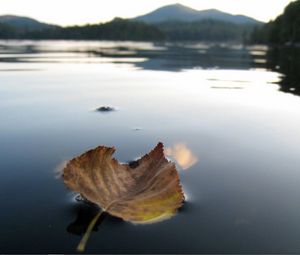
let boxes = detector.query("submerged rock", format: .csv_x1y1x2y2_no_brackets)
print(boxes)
96,106,115,112
132,127,142,131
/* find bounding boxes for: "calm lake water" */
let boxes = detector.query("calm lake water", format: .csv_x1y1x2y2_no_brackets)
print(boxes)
1,40,300,253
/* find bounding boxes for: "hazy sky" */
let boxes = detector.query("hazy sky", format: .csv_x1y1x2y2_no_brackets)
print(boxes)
0,0,295,26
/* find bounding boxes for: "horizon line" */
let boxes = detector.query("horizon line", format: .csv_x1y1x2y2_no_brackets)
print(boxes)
0,8,266,28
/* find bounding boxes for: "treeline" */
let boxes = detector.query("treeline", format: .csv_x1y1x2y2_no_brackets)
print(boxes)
158,20,257,42
0,18,165,41
0,23,17,38
251,0,300,44
0,17,259,42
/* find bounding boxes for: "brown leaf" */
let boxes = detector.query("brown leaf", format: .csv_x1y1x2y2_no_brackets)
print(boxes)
63,142,185,224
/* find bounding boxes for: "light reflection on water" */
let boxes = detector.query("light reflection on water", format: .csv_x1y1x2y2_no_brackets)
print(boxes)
1,40,300,253
165,143,198,170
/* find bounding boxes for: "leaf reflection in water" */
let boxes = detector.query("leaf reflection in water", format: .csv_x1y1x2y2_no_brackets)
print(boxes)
165,143,198,170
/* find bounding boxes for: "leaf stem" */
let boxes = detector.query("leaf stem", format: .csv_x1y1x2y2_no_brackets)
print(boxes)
76,210,103,253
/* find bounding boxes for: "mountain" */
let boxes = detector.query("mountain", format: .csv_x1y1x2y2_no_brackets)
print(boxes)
0,15,57,31
0,6,263,42
157,20,257,42
134,3,263,25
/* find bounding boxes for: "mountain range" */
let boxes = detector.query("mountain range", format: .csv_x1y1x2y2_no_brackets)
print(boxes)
0,3,263,32
0,3,264,42
133,4,262,24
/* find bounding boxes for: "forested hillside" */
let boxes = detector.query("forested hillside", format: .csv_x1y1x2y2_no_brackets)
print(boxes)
0,18,165,41
251,0,300,44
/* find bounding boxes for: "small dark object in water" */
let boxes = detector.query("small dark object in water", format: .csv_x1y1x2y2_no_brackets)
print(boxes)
132,127,142,131
96,106,115,112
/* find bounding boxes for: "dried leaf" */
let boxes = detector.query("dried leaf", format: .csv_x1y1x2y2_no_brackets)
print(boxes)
63,143,185,224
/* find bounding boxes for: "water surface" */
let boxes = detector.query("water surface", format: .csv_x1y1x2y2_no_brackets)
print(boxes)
1,40,300,253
